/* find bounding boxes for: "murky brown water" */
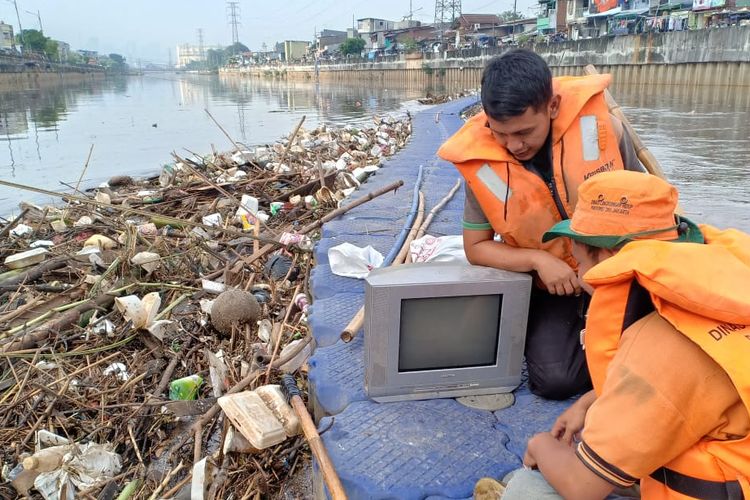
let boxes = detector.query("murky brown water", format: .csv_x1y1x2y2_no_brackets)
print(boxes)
612,83,750,233
0,76,748,232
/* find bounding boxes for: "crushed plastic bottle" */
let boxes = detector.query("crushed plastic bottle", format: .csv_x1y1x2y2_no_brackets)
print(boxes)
169,374,203,400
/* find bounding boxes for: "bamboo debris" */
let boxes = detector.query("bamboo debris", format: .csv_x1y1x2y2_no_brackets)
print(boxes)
0,113,413,499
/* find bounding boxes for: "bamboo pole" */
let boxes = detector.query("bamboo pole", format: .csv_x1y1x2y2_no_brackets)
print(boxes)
282,374,347,500
584,64,667,180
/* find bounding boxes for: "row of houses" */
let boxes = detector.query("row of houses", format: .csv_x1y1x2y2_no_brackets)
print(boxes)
0,20,91,63
539,0,750,39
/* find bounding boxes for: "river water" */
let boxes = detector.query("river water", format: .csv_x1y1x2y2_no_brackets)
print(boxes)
0,74,748,232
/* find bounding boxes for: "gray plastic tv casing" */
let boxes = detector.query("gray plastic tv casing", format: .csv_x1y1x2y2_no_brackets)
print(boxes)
364,262,532,403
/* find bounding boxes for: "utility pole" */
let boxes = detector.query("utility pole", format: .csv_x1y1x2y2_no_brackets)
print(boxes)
227,1,241,49
168,48,173,68
512,0,518,43
12,0,25,55
197,28,205,65
24,9,42,33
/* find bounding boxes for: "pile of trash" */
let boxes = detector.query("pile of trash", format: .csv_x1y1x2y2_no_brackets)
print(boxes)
0,114,411,499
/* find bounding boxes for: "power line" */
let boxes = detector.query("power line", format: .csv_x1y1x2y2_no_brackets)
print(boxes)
227,1,240,46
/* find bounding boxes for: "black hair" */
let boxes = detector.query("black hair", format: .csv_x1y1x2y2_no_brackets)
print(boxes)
481,49,553,121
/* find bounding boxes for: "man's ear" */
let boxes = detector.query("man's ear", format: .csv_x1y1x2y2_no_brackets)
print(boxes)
549,94,561,120
598,247,617,263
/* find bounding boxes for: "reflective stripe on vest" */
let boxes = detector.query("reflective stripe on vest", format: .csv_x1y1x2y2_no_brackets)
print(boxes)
447,80,624,270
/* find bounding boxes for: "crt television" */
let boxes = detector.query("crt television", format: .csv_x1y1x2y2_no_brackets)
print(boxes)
364,262,532,403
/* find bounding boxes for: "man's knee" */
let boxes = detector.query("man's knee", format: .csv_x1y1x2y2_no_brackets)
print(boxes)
503,468,563,500
528,363,591,400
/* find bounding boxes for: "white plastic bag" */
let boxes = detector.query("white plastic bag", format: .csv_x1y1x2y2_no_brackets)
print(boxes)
328,242,384,279
409,235,467,264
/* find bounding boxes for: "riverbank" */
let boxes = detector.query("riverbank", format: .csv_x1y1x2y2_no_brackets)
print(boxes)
223,25,750,89
0,70,105,91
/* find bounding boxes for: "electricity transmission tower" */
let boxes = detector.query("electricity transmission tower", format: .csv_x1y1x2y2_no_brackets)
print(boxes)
434,0,462,41
197,28,205,65
227,1,241,47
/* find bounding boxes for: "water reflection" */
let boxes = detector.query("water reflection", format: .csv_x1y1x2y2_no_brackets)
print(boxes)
0,74,425,213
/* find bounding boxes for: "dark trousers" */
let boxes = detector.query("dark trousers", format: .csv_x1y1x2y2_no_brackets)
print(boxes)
524,288,592,400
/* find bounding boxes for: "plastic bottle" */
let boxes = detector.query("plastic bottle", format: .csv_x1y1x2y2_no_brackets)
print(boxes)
169,374,203,400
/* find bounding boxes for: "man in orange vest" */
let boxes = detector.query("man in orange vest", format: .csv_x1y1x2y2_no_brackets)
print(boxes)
438,49,646,399
483,171,750,499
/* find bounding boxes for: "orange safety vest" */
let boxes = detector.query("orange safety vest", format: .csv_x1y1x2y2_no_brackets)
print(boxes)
438,74,624,271
584,225,750,499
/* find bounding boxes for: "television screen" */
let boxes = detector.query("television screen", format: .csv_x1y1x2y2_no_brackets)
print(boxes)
398,294,502,372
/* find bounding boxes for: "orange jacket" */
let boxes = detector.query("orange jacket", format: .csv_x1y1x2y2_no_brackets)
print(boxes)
438,74,624,271
584,225,750,499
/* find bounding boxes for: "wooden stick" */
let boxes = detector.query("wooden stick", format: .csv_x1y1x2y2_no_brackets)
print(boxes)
0,292,117,353
0,179,279,244
416,179,461,239
242,180,404,267
279,115,306,168
399,192,425,265
63,144,94,219
340,308,365,343
0,207,29,239
205,108,243,153
282,375,347,500
583,65,667,180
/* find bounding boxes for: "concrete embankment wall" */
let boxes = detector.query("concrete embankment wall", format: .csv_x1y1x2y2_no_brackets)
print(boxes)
230,25,750,89
0,70,104,91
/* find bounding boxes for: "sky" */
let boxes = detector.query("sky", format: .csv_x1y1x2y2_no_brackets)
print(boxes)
0,0,537,64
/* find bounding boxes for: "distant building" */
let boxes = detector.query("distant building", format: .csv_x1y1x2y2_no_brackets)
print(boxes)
394,19,422,29
357,18,395,33
56,41,70,62
77,49,99,64
357,17,396,49
0,21,15,50
317,29,347,55
457,13,502,31
176,43,221,68
283,40,309,62
537,0,568,33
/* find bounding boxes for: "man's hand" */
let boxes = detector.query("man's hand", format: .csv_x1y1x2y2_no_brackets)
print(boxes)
551,390,596,446
533,251,582,296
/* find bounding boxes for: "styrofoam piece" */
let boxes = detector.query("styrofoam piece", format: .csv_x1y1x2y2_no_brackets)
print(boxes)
10,223,33,237
235,194,259,217
4,247,48,269
30,240,54,248
201,279,226,295
130,252,161,273
255,385,300,437
83,234,117,250
202,213,222,227
218,391,286,449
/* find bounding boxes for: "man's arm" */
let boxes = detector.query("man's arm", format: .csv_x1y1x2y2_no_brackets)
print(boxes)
524,433,614,500
462,186,580,295
463,229,581,296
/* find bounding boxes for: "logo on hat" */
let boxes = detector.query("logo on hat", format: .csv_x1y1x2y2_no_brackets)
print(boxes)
590,194,633,215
